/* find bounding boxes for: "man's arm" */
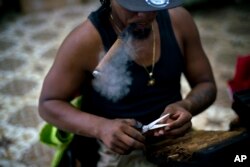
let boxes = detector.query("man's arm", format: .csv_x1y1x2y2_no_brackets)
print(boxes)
39,20,104,137
153,7,217,137
170,7,217,116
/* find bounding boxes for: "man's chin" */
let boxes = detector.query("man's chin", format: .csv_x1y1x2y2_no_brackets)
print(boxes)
131,26,152,40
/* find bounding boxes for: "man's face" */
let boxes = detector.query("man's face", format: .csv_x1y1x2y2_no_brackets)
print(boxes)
112,0,157,40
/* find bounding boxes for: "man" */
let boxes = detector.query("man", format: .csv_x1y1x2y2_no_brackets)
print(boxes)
39,0,217,166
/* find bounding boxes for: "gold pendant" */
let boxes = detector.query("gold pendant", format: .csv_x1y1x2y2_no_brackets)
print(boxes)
147,72,155,86
148,78,155,86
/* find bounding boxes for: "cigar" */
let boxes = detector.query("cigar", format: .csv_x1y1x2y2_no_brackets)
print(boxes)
92,38,124,78
92,24,136,78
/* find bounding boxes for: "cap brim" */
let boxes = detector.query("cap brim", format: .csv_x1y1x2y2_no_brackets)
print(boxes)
116,0,183,12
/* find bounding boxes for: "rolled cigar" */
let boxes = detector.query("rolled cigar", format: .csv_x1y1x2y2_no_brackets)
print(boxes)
93,38,124,77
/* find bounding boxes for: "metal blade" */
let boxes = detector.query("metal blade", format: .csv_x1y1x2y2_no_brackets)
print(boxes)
150,124,169,130
147,113,170,128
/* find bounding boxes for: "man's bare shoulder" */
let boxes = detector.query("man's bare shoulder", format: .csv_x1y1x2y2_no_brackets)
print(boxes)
62,19,102,54
56,19,103,70
168,7,194,28
168,7,199,41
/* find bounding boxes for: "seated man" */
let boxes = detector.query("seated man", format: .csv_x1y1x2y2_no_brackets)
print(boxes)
38,0,217,166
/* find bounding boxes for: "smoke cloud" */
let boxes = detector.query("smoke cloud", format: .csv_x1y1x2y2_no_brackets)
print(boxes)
92,37,135,102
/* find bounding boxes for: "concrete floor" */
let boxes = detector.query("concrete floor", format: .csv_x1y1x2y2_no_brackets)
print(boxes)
0,1,249,166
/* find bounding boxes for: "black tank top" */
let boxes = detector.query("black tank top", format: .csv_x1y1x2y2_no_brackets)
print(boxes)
83,6,184,124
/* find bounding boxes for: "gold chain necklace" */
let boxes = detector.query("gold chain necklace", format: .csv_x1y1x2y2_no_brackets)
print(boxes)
110,14,156,86
144,24,156,86
110,14,123,35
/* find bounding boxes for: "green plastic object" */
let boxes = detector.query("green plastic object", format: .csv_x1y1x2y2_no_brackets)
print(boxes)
39,96,82,167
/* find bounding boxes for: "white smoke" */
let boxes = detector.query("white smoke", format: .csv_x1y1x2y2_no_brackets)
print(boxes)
92,38,135,102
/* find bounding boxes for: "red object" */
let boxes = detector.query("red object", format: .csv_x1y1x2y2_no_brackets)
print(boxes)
228,54,250,94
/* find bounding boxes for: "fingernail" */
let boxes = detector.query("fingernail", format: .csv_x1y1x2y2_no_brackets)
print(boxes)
159,130,164,135
165,126,170,131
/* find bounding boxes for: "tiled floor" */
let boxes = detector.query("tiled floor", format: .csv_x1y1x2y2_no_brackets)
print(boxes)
0,1,249,166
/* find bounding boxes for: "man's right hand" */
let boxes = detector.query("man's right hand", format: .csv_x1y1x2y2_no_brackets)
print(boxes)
97,118,145,155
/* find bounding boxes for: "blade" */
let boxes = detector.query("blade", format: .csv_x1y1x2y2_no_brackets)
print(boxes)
147,113,170,128
150,124,169,130
142,113,171,133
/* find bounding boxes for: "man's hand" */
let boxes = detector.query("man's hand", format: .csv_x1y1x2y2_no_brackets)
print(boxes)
97,118,145,155
153,102,192,137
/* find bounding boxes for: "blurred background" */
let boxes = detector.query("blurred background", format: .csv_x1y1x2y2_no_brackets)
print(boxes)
0,0,249,166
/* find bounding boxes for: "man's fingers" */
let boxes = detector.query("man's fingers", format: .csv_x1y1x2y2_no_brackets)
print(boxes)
123,130,145,149
165,121,192,136
110,132,145,154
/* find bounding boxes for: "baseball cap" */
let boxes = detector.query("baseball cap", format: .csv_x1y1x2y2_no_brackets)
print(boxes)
116,0,183,12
